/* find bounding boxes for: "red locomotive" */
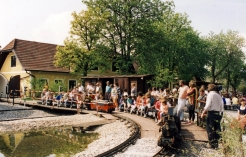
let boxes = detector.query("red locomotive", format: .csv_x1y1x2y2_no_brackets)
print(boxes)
89,100,115,113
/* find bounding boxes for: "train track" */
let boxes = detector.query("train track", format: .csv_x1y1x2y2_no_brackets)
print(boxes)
95,114,141,157
153,139,208,156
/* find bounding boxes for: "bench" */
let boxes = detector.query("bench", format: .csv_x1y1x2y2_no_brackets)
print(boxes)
36,98,57,106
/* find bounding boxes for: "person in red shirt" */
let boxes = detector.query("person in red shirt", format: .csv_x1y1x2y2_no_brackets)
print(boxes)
154,98,161,122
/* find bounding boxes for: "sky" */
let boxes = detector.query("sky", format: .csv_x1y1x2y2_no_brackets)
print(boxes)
0,0,246,50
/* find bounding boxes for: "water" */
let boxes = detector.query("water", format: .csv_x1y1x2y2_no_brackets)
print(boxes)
0,127,98,157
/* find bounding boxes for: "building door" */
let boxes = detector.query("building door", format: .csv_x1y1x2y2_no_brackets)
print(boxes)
69,80,77,90
9,75,20,97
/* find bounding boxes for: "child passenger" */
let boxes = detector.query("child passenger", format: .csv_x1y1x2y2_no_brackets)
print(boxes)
144,93,151,117
129,96,136,114
137,96,146,116
157,98,169,124
119,95,128,112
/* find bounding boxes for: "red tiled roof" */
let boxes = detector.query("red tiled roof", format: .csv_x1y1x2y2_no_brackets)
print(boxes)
2,39,69,72
1,39,16,51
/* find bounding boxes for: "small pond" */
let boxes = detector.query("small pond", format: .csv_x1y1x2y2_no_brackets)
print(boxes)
0,127,99,157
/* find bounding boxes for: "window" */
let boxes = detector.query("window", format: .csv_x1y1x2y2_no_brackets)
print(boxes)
112,62,119,72
54,79,63,84
11,56,16,67
41,79,48,84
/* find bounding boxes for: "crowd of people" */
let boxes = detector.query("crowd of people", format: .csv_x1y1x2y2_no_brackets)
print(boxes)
39,80,246,149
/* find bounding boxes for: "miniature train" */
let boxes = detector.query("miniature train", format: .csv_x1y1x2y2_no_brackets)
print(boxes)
37,97,116,113
157,107,182,148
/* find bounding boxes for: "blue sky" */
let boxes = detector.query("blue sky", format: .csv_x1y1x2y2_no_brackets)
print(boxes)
0,0,245,50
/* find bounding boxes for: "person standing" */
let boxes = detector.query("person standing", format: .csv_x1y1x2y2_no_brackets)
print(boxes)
177,80,189,121
201,84,223,149
105,81,111,101
186,80,198,124
130,83,137,97
231,95,239,110
95,83,103,94
111,84,118,110
78,83,84,93
115,83,121,105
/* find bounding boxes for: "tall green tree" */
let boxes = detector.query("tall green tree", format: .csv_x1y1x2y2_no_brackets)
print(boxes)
54,10,110,76
82,0,174,74
135,10,209,86
204,30,245,83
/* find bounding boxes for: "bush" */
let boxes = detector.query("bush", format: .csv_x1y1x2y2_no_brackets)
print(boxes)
220,113,246,156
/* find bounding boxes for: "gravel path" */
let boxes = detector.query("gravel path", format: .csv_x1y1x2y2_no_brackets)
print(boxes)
114,138,162,157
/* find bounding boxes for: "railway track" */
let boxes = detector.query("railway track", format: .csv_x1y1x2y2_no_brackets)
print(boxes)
96,114,141,157
153,139,208,157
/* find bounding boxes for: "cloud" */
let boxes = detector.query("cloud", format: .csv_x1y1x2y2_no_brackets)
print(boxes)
32,11,73,45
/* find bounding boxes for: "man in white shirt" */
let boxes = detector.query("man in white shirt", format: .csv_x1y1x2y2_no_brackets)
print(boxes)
177,80,189,120
201,84,223,149
78,83,84,93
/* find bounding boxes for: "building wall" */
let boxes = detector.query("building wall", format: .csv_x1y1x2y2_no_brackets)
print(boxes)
0,52,78,96
31,71,78,91
0,52,29,95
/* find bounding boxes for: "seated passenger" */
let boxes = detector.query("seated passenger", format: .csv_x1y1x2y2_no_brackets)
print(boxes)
69,90,76,101
41,89,46,105
62,91,69,106
154,98,161,122
129,96,137,114
119,95,127,112
143,93,151,117
55,92,63,107
137,96,146,116
133,92,143,114
157,98,169,125
45,90,52,105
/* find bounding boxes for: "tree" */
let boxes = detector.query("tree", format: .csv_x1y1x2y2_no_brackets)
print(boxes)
82,0,174,74
54,10,110,76
135,10,209,86
227,63,246,92
204,30,245,83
